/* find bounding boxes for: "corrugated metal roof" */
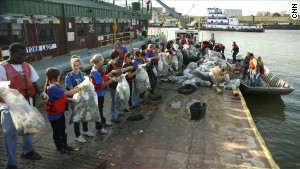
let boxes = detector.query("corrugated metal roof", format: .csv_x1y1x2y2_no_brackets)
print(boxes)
43,0,127,12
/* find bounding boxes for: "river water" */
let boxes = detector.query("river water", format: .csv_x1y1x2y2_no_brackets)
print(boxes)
149,28,300,169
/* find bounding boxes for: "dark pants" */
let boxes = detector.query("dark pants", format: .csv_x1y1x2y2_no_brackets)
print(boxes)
128,80,133,107
50,115,66,141
232,52,238,63
243,65,249,77
74,122,88,137
95,96,105,130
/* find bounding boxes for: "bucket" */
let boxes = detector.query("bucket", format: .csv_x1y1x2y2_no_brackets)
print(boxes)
189,102,207,120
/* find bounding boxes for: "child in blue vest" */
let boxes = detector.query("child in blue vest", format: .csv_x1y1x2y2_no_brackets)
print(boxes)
44,67,81,154
65,55,93,143
90,54,115,132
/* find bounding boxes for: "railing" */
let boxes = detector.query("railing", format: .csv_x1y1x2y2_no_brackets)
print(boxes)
148,28,164,36
99,31,133,52
0,48,4,61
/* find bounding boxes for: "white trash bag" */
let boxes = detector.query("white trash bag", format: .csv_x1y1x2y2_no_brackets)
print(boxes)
135,66,151,94
116,74,130,111
157,53,163,72
0,81,45,134
71,77,100,123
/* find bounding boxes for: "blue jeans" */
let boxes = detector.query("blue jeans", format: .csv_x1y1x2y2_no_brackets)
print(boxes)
132,79,140,106
109,88,118,120
1,109,34,166
249,69,256,87
254,74,261,87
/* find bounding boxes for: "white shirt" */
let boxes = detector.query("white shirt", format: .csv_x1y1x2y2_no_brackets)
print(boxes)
0,63,39,109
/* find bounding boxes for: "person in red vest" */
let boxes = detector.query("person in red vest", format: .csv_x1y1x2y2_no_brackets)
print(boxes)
44,67,81,154
231,41,239,63
106,50,126,123
115,39,128,67
0,43,48,169
90,54,115,131
253,56,264,87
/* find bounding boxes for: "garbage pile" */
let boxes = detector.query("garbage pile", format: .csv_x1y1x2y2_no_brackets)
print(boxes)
167,48,241,90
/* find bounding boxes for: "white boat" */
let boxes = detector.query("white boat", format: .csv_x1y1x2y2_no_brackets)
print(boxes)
202,8,264,32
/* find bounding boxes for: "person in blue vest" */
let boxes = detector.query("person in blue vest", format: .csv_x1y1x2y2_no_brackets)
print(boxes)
65,55,95,143
115,39,128,68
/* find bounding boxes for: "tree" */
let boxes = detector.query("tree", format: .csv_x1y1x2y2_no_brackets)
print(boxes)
272,12,281,17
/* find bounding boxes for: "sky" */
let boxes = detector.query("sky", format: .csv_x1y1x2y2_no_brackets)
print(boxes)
147,0,299,16
111,0,299,16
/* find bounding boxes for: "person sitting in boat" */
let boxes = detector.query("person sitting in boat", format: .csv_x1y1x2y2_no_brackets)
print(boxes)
241,52,251,79
249,53,258,87
231,41,239,64
209,33,215,50
253,56,265,87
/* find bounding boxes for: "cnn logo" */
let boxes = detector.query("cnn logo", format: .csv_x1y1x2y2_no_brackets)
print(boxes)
291,3,298,19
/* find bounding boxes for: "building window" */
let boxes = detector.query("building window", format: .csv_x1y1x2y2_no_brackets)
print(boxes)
37,24,55,43
76,23,87,37
0,24,11,46
12,24,24,43
105,23,111,34
96,24,103,35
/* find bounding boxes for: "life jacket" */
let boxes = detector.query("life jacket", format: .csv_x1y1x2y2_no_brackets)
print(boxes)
107,61,121,89
259,62,265,74
66,72,84,90
45,85,67,115
90,66,108,91
249,58,257,70
0,61,35,103
232,44,239,53
115,45,125,60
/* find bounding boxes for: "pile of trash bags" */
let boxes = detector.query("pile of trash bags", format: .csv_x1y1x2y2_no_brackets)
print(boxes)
0,81,45,134
167,49,241,89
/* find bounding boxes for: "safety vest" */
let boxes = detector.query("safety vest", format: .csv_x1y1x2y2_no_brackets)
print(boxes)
45,85,67,115
115,45,125,60
249,58,257,70
90,67,108,91
107,61,121,89
0,61,35,103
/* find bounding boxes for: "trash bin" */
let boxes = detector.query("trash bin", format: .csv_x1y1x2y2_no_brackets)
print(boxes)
189,102,207,120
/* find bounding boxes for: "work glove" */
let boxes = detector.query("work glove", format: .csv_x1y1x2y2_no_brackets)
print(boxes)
40,92,49,102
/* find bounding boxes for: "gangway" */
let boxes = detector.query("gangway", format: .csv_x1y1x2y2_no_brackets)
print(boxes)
155,0,186,28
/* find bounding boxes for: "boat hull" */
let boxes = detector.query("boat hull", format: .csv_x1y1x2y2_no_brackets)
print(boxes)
239,65,294,95
198,27,265,32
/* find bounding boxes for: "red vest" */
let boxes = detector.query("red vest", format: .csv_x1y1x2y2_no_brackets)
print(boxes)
0,62,35,103
45,85,67,115
90,67,108,91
